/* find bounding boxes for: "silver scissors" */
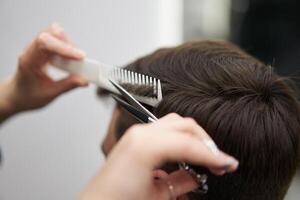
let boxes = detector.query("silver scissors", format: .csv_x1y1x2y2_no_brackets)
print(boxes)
109,79,208,193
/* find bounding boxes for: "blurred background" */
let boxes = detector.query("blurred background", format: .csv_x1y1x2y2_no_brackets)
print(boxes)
0,0,299,199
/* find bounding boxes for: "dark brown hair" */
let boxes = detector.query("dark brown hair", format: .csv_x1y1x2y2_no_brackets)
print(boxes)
102,40,300,200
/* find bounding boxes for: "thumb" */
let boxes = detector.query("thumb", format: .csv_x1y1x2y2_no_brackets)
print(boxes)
51,74,88,96
155,170,198,199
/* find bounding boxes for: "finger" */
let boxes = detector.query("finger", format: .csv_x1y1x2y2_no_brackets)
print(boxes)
155,115,218,154
168,117,212,140
166,170,198,197
47,23,75,46
153,170,198,199
36,32,85,59
155,114,211,139
158,113,183,122
208,151,239,173
49,73,89,97
153,169,169,179
154,132,239,174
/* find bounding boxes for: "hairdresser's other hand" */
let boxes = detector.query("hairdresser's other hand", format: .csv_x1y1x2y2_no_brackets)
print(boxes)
0,23,88,119
81,113,239,200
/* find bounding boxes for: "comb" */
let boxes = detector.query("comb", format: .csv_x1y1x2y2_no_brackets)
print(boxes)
50,56,162,107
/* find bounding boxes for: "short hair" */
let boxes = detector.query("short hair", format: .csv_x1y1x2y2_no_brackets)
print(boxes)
102,40,300,200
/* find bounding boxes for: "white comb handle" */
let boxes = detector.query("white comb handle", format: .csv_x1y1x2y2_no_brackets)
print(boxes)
50,56,120,94
50,56,103,82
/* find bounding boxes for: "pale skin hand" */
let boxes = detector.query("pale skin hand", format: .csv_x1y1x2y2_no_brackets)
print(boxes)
0,23,88,123
80,113,239,200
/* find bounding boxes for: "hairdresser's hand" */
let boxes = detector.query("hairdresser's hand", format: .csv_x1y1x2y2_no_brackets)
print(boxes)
0,23,88,121
81,113,239,200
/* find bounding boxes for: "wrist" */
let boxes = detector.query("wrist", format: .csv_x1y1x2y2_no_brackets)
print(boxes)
0,76,19,121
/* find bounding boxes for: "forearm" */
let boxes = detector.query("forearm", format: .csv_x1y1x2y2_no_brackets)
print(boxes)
0,76,17,124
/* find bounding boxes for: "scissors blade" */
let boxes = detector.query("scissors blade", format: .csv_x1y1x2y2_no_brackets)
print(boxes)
109,81,199,185
111,95,154,123
109,79,158,120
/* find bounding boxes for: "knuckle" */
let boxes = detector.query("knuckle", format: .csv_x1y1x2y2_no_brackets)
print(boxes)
123,124,144,148
50,22,58,28
126,124,142,139
184,117,198,126
167,112,181,119
36,32,49,47
49,22,61,30
50,23,64,36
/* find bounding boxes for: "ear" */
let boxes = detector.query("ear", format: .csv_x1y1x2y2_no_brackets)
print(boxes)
166,169,199,197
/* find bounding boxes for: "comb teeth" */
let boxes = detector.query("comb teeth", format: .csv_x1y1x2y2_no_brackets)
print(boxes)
109,68,162,106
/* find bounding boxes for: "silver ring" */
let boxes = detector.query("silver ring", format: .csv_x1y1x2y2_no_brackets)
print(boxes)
165,180,176,200
193,174,208,194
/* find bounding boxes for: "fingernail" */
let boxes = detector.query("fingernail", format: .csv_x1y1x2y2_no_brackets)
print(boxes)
223,158,239,172
218,170,226,175
73,48,86,57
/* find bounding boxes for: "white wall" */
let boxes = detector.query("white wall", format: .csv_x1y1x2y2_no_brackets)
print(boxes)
0,1,182,199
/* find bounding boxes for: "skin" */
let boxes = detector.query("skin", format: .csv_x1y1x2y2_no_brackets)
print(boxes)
101,107,120,157
0,23,88,123
82,113,239,200
0,24,239,199
100,107,236,199
101,107,192,199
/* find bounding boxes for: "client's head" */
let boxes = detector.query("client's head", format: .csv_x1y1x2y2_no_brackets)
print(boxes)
100,40,300,200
